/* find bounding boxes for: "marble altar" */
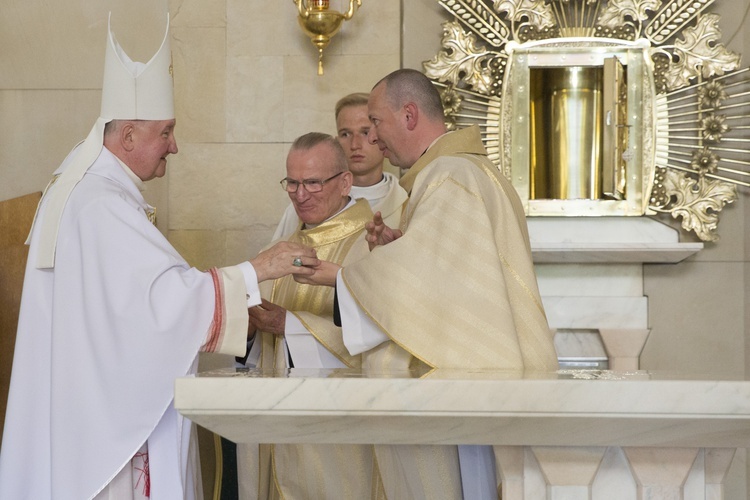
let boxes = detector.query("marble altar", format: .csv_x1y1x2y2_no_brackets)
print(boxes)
175,368,749,499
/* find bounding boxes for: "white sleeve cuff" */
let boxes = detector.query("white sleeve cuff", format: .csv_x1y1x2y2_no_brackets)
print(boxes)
237,261,261,307
285,311,346,369
338,270,389,355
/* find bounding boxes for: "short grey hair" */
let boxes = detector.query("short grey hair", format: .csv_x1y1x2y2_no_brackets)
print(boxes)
290,132,349,173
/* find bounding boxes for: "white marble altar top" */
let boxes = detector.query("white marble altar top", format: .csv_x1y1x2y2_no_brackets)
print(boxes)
175,369,750,447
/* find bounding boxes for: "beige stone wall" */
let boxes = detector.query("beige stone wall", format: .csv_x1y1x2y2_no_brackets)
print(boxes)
167,0,401,268
0,0,401,267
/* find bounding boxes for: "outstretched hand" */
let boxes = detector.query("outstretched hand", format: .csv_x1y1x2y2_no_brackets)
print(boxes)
250,241,319,282
294,259,341,287
365,211,402,251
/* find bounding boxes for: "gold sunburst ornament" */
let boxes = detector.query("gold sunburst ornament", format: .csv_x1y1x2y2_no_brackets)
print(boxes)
424,0,750,241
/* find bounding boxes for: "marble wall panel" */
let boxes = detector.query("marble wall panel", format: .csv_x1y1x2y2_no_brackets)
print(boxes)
170,223,281,270
543,297,648,331
227,0,311,57
536,264,643,297
282,54,400,142
342,0,401,56
0,2,108,89
687,193,747,263
172,26,227,143
169,0,226,28
642,261,745,377
168,142,289,230
226,55,286,143
0,90,99,201
106,5,171,63
402,0,450,71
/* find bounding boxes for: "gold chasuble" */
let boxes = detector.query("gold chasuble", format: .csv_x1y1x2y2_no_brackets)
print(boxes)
251,198,384,500
343,125,558,372
258,197,372,370
341,126,558,500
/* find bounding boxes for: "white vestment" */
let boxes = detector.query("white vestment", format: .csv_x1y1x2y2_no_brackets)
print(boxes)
271,172,406,241
0,146,252,500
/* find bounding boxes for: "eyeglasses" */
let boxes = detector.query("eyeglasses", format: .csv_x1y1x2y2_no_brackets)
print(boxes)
280,171,344,193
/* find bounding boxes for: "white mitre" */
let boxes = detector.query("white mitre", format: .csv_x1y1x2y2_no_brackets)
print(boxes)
29,14,174,269
101,14,174,121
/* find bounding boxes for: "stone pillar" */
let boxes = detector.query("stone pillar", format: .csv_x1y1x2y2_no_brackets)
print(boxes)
705,448,736,500
599,329,650,371
532,446,607,499
624,447,699,500
495,446,525,500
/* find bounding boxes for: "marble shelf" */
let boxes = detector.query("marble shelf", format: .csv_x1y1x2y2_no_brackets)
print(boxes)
527,217,703,263
531,241,704,263
174,369,750,448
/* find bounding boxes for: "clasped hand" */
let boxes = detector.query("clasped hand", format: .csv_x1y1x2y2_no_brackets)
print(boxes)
292,211,402,287
250,241,318,282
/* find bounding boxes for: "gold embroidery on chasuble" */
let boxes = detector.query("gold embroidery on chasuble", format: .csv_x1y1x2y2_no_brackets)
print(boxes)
146,206,157,225
262,199,381,500
263,198,373,369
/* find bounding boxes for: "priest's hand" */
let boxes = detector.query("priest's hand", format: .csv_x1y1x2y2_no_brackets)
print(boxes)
248,298,286,335
250,241,319,282
365,211,402,251
294,260,341,287
247,310,261,341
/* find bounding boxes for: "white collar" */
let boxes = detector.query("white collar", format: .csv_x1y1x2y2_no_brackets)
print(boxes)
350,174,391,203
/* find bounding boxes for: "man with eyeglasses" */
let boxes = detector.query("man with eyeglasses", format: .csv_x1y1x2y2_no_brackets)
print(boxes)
271,92,407,240
236,132,379,500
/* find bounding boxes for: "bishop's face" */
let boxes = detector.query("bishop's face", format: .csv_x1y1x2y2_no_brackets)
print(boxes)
130,119,178,181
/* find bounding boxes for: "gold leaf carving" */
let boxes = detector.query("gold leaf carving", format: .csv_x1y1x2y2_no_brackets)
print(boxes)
424,21,496,93
662,13,740,90
441,0,511,47
492,0,556,29
598,0,661,30
645,0,715,44
657,168,737,241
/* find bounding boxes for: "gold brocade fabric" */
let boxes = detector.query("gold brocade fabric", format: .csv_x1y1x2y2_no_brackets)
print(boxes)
258,198,373,371
343,125,558,371
250,198,383,500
